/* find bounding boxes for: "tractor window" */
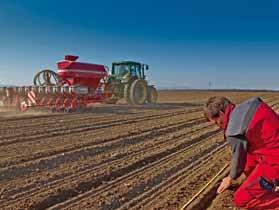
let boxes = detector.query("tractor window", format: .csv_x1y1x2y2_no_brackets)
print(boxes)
114,64,129,76
130,65,141,78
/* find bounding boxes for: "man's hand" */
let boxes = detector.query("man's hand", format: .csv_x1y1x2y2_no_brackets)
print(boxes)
217,176,233,194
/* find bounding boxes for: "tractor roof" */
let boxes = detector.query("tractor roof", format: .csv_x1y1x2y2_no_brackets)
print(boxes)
112,61,142,65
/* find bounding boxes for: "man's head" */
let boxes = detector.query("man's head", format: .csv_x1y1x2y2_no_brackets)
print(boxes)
204,96,232,128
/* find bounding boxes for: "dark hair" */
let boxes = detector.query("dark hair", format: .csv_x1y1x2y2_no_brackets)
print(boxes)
203,96,232,120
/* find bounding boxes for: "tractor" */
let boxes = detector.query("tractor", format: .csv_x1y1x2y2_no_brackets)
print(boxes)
105,61,157,105
0,56,157,112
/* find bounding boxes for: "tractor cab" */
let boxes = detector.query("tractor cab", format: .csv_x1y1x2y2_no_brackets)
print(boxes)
105,61,156,105
111,61,149,81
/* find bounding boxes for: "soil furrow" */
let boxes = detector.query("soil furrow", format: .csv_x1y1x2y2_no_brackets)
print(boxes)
0,92,277,210
0,117,206,181
3,127,221,209
142,148,231,210
116,144,229,210
0,110,203,168
1,119,214,203
0,109,198,146
49,134,226,210
1,121,218,208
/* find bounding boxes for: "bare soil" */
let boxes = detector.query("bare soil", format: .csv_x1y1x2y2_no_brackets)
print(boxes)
0,90,278,210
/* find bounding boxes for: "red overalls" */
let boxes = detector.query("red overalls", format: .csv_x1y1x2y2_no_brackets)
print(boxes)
225,102,279,209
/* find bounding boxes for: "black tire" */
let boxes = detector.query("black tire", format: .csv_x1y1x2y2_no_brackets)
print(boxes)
129,79,148,105
147,86,158,104
124,83,133,104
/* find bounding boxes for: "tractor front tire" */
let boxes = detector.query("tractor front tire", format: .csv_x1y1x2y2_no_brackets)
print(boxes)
147,86,158,104
129,79,148,105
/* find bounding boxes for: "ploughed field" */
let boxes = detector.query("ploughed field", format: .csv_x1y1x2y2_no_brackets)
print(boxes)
0,90,278,210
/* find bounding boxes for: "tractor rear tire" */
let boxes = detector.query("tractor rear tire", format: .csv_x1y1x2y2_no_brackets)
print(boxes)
147,86,158,104
124,83,133,104
129,79,148,105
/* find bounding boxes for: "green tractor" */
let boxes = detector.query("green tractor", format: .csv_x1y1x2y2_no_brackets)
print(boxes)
105,61,157,105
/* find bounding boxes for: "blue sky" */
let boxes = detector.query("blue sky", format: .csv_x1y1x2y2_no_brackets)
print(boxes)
1,0,279,89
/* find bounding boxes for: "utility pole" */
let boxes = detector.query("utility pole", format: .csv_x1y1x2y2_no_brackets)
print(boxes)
208,81,212,89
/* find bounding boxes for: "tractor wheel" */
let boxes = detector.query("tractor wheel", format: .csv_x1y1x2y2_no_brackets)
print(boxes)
33,69,59,86
124,83,133,104
147,86,158,104
129,79,148,105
